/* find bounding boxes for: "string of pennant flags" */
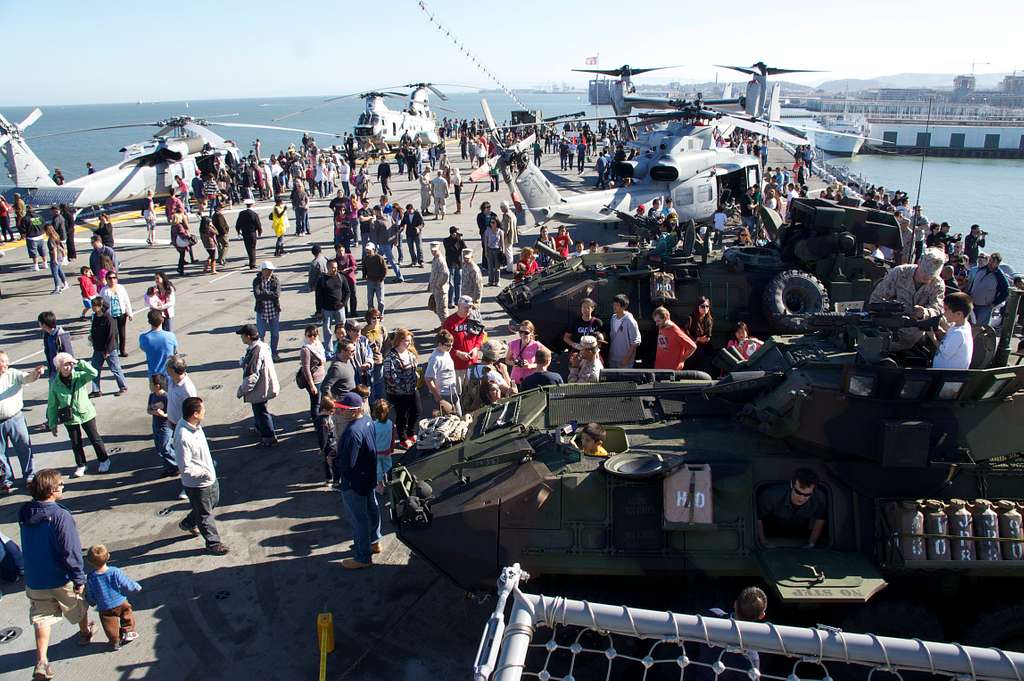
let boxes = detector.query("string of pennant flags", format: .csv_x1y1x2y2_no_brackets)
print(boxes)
416,1,531,111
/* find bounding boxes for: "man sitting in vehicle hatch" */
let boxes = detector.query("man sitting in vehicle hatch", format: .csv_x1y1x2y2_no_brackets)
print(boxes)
756,468,827,549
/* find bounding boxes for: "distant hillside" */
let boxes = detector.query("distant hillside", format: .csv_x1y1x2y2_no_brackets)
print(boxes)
817,72,1009,93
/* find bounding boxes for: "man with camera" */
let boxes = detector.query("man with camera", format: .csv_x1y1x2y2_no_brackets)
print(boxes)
964,224,986,267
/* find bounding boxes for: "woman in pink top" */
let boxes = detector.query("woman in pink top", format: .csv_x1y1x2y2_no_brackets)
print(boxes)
506,320,544,385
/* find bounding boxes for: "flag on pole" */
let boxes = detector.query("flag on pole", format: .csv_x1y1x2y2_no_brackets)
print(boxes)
585,56,598,65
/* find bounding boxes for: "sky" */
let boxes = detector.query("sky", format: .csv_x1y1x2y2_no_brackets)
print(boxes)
3,0,1022,106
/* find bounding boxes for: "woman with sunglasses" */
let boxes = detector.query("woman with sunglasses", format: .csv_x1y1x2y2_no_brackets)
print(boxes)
505,320,544,386
686,296,715,372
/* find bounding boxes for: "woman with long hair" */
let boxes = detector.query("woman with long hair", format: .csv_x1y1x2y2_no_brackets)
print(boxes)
60,203,77,260
299,325,327,421
170,213,193,276
686,296,715,372
144,272,176,331
381,328,420,449
44,224,68,293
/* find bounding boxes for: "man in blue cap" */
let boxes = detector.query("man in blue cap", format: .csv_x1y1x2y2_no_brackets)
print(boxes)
333,392,381,568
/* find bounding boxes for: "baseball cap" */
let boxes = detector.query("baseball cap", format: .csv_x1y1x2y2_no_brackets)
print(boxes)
336,391,363,410
458,295,473,306
261,261,275,271
344,319,366,331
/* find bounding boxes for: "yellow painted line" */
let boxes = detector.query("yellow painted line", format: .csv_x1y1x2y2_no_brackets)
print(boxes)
0,212,144,253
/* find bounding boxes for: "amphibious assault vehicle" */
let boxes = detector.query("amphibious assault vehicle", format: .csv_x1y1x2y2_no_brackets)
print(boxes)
497,198,901,358
390,289,1024,647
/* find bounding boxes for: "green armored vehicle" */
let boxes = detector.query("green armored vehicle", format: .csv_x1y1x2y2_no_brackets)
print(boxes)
497,198,900,358
391,290,1024,646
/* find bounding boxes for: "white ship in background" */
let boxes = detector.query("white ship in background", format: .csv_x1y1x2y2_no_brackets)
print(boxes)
814,114,867,156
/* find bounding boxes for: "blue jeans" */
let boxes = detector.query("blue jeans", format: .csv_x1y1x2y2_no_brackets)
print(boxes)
90,351,127,393
974,305,994,327
256,314,280,356
48,258,67,289
321,308,345,354
251,401,275,440
448,263,462,306
0,413,34,485
341,488,382,564
366,281,384,313
0,536,25,582
153,421,176,472
295,206,309,234
406,234,423,265
380,244,403,280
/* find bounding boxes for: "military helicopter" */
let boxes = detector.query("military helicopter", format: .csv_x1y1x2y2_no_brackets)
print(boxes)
0,112,344,213
276,82,468,152
389,285,1024,647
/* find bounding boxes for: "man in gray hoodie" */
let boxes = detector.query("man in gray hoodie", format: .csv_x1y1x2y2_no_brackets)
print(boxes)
236,324,280,447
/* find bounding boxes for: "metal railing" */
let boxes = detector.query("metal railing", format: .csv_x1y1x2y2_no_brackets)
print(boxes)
475,564,1024,681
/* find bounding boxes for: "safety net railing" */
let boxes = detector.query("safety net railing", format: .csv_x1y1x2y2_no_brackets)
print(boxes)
474,565,1024,681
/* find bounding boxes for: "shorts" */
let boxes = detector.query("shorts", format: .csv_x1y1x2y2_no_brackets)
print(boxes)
27,238,46,259
27,582,87,626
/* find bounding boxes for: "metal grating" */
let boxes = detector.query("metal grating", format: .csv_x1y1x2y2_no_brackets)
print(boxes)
547,382,649,426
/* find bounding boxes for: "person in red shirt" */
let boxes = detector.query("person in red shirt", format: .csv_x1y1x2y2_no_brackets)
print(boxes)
653,306,696,370
553,225,573,258
514,247,539,283
442,295,485,377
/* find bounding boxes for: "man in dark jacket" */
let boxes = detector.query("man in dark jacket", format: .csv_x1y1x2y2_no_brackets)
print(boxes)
212,202,230,266
88,297,127,397
20,469,95,679
376,159,392,196
476,203,498,271
87,235,117,276
235,198,263,269
333,393,381,568
252,262,282,360
316,260,351,349
402,204,425,266
37,311,73,378
442,226,466,307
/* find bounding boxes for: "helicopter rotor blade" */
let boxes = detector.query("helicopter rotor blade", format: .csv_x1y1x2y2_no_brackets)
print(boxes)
714,64,758,76
27,122,160,140
571,65,681,77
208,121,346,139
764,67,825,76
195,113,241,120
436,105,458,114
426,84,448,101
18,108,43,130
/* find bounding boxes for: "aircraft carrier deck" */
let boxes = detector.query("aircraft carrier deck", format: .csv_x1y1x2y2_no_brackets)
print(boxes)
0,141,815,680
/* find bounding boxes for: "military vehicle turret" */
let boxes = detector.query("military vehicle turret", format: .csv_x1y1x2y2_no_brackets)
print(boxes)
497,198,902,359
390,288,1024,647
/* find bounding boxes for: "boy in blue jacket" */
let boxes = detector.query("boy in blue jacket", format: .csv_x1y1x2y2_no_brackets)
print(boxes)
85,544,142,650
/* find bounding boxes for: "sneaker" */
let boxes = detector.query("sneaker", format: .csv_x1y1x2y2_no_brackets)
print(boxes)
26,474,34,483
97,460,111,473
177,489,188,500
0,482,12,495
206,543,230,556
88,391,102,399
341,557,372,569
34,262,41,271
71,466,86,478
115,387,128,396
371,541,382,555
121,631,139,645
178,519,200,537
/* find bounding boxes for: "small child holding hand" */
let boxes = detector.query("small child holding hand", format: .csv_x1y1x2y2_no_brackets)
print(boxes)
85,545,142,650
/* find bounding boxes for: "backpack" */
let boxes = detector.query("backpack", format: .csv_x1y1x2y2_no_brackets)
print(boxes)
416,414,472,452
460,364,490,414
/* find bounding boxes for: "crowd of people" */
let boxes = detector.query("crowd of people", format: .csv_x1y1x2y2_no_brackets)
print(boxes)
0,111,1019,679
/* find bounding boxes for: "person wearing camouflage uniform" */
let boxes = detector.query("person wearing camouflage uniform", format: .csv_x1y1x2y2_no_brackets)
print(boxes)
428,243,450,326
460,248,483,306
868,247,946,351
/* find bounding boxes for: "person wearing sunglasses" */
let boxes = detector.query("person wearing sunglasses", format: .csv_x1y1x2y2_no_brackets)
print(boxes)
756,467,827,549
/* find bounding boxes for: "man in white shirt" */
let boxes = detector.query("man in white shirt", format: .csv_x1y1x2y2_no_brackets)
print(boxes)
0,351,44,492
933,292,974,370
173,397,229,555
608,294,642,368
424,330,460,415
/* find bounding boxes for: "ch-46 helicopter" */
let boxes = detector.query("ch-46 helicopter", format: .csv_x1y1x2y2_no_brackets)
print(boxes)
480,61,869,226
0,110,344,214
276,82,470,153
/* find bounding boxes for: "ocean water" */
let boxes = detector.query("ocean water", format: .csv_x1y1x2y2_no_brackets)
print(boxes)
4,94,1022,264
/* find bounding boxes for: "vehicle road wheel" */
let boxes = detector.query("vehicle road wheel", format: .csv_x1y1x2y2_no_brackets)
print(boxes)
762,269,830,333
